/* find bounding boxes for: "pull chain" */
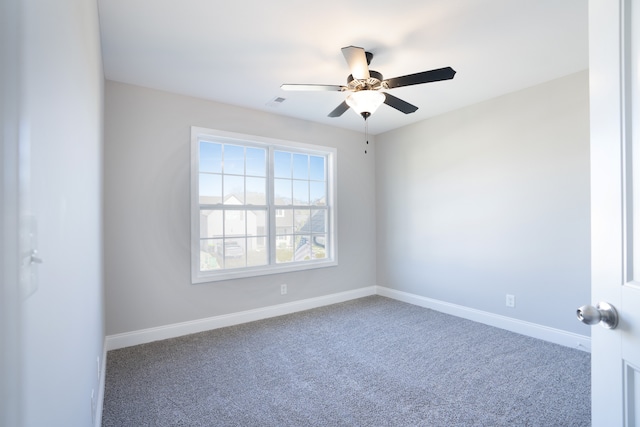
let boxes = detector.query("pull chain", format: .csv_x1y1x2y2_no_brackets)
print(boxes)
364,118,369,154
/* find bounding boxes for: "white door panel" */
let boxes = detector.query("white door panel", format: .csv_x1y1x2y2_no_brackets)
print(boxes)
589,0,640,425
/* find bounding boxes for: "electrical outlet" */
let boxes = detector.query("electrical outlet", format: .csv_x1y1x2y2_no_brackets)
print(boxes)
506,294,516,308
280,284,287,295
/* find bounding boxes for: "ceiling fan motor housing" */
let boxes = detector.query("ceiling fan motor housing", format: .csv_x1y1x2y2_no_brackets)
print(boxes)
347,70,384,91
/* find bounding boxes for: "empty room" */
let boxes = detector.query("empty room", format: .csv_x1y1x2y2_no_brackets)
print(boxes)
2,0,637,426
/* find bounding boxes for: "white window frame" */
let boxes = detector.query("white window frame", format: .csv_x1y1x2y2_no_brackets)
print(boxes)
191,126,337,283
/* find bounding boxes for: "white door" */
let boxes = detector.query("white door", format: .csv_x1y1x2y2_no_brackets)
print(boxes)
589,0,640,425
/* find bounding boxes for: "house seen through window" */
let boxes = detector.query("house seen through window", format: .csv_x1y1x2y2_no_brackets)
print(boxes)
191,127,337,283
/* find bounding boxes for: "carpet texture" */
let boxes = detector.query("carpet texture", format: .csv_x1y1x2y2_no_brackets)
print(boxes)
102,296,590,426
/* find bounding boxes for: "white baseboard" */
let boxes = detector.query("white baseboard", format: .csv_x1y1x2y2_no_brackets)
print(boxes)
105,286,377,351
376,286,591,352
105,285,590,353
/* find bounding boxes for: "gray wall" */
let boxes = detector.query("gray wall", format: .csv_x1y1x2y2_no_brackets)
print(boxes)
376,71,590,335
104,81,377,335
19,0,105,426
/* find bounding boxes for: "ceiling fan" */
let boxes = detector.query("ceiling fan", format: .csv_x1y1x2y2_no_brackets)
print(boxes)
281,46,456,120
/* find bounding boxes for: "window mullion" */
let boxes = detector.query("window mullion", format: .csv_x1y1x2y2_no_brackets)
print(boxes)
268,145,276,266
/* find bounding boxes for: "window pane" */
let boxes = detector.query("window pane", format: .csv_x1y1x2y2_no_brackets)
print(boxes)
274,178,292,204
312,234,327,259
200,239,222,271
246,147,266,177
200,210,223,238
294,235,312,261
310,181,326,206
200,142,222,173
311,209,327,233
224,210,245,236
293,180,309,205
275,208,293,231
310,155,325,181
246,210,266,236
224,175,244,204
224,145,245,175
294,209,311,233
246,177,266,205
274,151,291,178
223,238,246,269
276,236,293,263
247,237,268,267
293,153,308,179
199,174,222,204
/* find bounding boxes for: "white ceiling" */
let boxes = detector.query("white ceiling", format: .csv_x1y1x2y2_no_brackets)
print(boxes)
97,0,588,135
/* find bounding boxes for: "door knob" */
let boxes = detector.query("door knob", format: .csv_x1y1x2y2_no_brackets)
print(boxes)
576,302,618,329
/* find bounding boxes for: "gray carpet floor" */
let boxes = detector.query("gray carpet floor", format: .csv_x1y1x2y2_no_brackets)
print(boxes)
102,296,590,426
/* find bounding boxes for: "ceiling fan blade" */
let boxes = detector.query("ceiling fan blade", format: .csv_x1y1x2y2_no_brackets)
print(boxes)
328,101,350,117
383,93,418,114
281,84,346,92
384,67,456,89
341,46,370,80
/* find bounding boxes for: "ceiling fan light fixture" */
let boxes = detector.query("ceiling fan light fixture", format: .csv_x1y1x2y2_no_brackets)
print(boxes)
346,90,385,119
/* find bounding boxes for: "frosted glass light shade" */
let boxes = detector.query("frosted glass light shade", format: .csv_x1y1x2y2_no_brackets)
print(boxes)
346,90,385,117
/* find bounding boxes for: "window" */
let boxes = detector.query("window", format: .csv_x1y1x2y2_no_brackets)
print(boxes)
191,127,337,283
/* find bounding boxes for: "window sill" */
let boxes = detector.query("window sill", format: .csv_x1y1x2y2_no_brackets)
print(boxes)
192,259,338,284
